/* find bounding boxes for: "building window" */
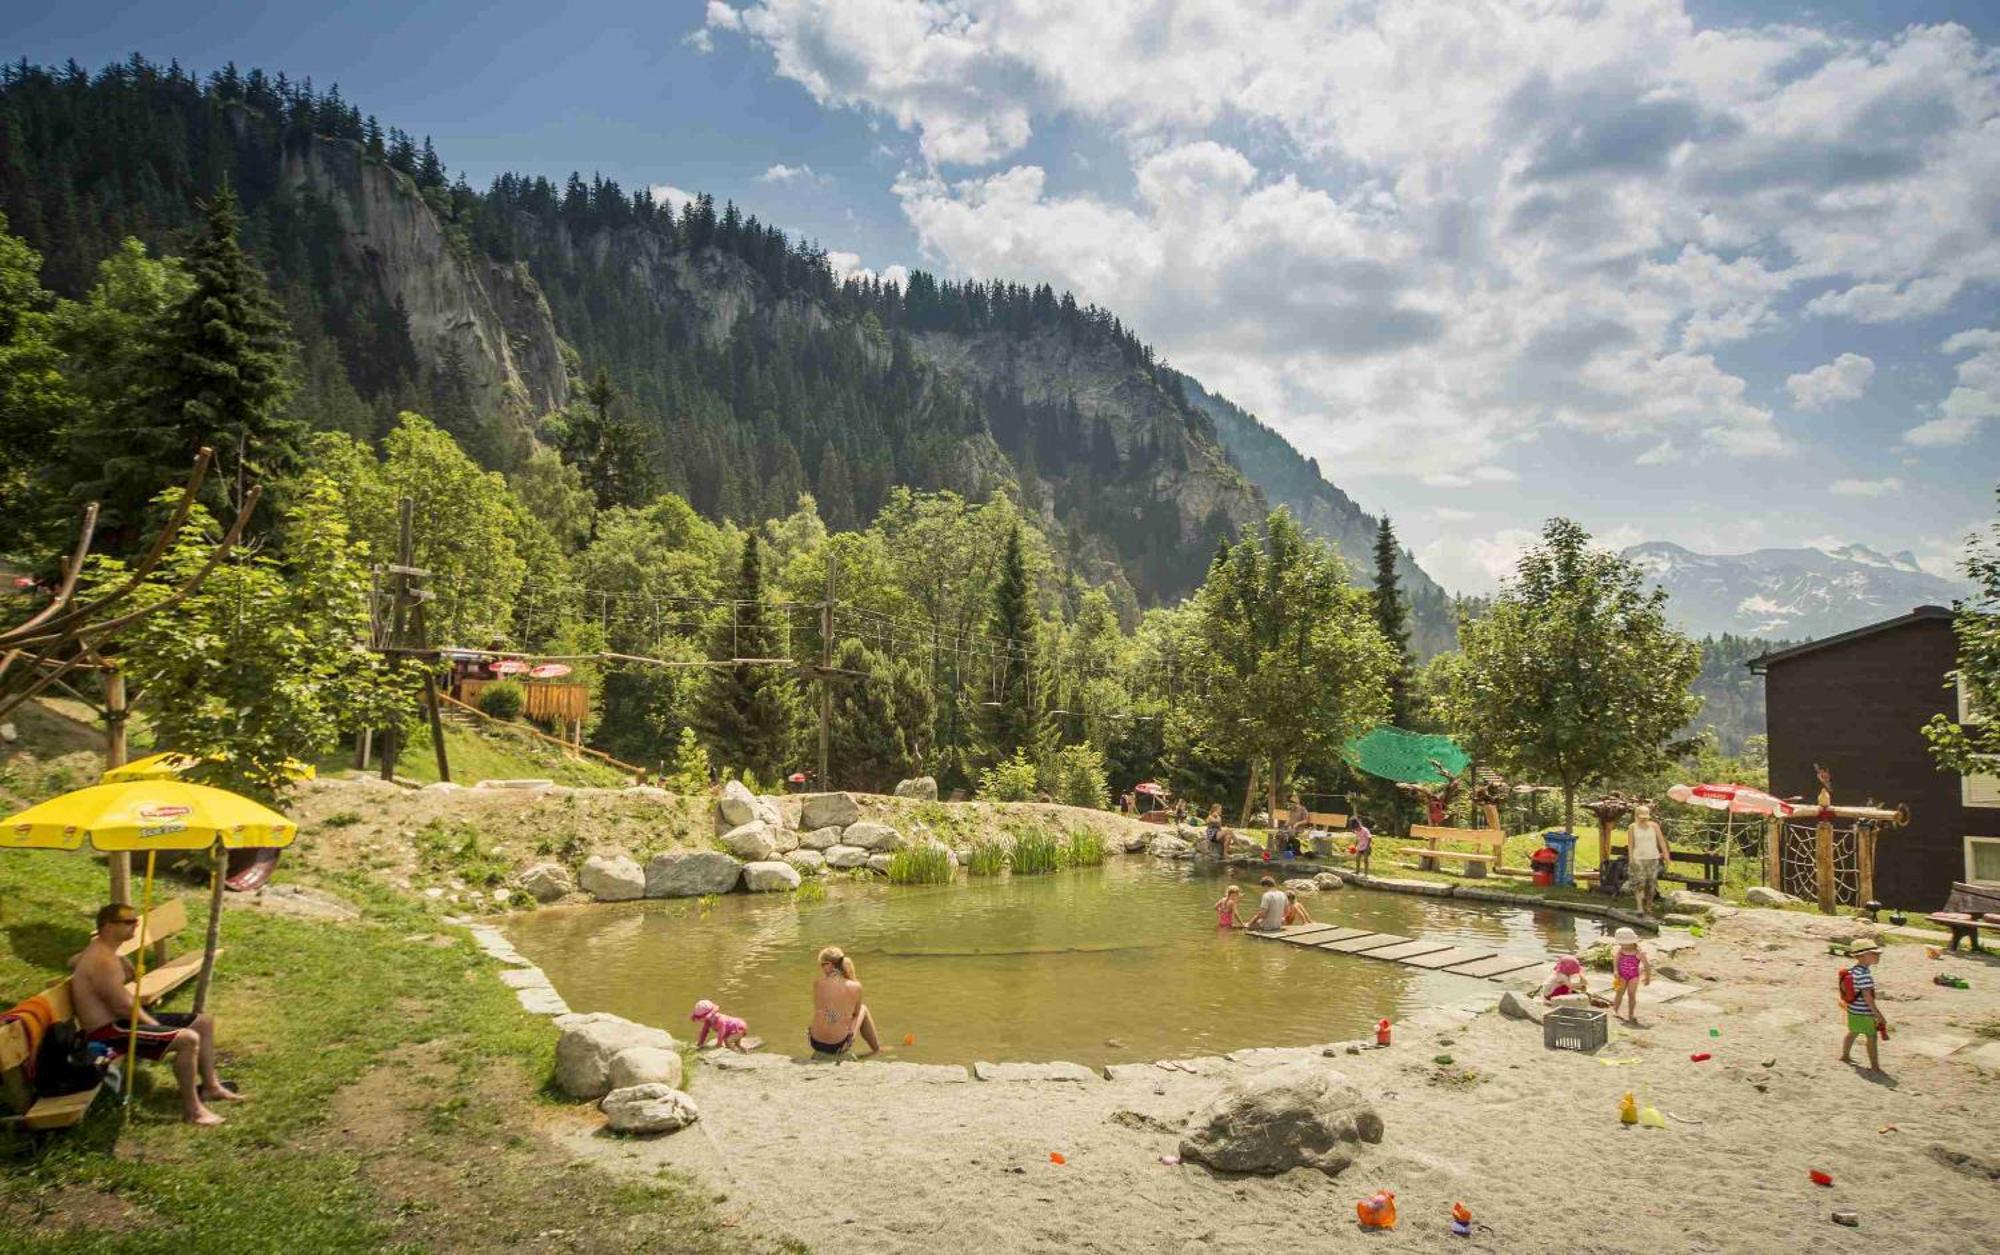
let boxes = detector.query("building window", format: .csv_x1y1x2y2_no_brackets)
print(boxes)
1970,836,2000,886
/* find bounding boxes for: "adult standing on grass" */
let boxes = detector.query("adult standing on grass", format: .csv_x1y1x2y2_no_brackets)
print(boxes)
1626,804,1668,915
72,903,243,1126
809,945,881,1058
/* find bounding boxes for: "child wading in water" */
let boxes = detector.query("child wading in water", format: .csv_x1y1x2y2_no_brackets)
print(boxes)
1608,926,1652,1023
1839,939,1889,1073
1214,885,1244,929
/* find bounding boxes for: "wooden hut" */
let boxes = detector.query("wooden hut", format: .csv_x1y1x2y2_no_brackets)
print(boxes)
1751,606,2000,910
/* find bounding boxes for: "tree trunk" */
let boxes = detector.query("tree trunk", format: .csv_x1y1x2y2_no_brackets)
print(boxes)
1563,783,1576,837
1267,756,1286,828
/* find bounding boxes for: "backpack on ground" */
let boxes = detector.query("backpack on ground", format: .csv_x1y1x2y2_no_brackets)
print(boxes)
33,1023,106,1097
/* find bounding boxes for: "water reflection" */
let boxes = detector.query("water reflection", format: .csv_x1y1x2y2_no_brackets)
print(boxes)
506,859,1585,1067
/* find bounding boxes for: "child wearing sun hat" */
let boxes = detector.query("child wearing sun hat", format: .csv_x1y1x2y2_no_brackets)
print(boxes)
1838,939,1889,1074
1609,926,1653,1024
1538,954,1589,1004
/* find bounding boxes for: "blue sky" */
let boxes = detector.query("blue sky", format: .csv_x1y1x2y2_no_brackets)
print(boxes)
12,1,2000,594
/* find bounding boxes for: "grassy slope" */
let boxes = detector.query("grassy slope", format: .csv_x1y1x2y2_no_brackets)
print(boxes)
0,855,772,1253
323,717,632,789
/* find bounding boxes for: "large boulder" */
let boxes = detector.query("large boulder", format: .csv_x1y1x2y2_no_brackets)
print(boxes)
720,820,779,862
1149,835,1193,860
753,796,785,830
608,1045,684,1091
1745,886,1798,907
518,862,575,903
826,844,870,869
866,853,895,875
1283,879,1318,895
1178,1061,1384,1177
1666,888,1726,912
893,776,939,801
786,849,827,876
800,826,845,851
802,792,863,830
1314,872,1346,890
1122,833,1150,854
555,1013,676,1099
645,851,743,898
601,1083,700,1136
744,860,803,892
579,854,645,902
716,779,758,827
843,821,904,852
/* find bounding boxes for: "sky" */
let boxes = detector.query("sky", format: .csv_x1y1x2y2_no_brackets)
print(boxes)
12,1,2000,595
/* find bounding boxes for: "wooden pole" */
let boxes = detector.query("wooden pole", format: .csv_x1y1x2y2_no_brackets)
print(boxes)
379,499,414,782
413,599,450,784
103,665,132,906
192,845,226,1014
1596,814,1614,871
818,550,835,790
1764,816,1783,891
1857,823,1877,907
1815,819,1835,914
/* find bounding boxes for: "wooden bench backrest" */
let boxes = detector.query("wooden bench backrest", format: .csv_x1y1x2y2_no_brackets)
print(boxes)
1,977,76,1075
114,898,189,958
1613,846,1724,868
1410,824,1506,852
1306,812,1349,830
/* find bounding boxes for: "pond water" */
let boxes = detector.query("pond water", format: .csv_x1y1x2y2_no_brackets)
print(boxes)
504,859,1604,1068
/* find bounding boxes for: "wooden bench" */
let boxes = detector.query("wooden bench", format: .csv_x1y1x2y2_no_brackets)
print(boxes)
1303,812,1349,859
1,898,215,1131
1583,845,1725,895
1930,881,2000,953
1402,825,1506,877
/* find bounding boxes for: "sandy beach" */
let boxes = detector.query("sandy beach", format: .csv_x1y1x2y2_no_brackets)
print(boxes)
556,906,2000,1254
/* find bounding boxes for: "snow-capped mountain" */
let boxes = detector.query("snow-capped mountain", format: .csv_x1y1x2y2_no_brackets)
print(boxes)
1622,542,1971,639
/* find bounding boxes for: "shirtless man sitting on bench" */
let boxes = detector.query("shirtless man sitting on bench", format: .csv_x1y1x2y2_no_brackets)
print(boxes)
72,903,242,1126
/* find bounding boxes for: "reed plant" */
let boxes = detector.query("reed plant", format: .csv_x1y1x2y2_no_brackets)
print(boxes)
794,879,828,904
887,843,956,885
1009,826,1064,874
966,841,1008,876
1065,827,1107,868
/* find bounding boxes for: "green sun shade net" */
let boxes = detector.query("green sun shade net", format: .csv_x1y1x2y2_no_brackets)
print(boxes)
1344,727,1470,785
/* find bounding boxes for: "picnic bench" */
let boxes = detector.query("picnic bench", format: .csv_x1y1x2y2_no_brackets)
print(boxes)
1303,811,1349,858
1930,881,2000,952
1583,844,1725,895
1402,825,1506,877
1,898,215,1131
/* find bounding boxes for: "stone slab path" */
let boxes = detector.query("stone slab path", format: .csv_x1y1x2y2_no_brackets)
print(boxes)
1255,922,1551,981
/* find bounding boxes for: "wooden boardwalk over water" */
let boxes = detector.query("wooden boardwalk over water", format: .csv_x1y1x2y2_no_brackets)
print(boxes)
1248,922,1546,980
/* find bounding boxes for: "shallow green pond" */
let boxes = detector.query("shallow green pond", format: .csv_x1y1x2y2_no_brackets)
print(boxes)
504,858,1600,1067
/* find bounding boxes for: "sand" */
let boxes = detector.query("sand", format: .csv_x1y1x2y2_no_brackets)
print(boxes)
558,906,2000,1253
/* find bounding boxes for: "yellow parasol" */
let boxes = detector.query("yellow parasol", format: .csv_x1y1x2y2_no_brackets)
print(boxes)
1,781,296,1101
102,751,316,785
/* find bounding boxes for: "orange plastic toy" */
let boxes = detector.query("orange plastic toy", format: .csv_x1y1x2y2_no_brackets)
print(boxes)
1356,1191,1397,1229
1049,1152,1067,1165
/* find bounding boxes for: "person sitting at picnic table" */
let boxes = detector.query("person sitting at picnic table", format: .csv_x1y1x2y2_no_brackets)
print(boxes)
71,903,242,1126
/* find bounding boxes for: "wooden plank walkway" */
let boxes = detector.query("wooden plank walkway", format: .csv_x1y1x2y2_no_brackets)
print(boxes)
1254,923,1549,981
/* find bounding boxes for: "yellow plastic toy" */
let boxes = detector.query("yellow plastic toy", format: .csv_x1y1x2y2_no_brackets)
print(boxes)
1619,1092,1638,1125
1639,1105,1667,1129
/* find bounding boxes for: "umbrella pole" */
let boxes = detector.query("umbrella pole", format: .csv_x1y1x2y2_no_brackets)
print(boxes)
123,850,156,1103
193,843,226,1014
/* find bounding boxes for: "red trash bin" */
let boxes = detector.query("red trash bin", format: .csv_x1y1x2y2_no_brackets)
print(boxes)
1530,847,1558,887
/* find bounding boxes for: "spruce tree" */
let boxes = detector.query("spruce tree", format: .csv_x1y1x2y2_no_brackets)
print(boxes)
827,639,916,792
1372,515,1414,727
700,534,796,784
981,522,1042,763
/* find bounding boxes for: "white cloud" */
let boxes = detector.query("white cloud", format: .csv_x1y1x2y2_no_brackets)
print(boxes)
757,162,831,187
1905,325,2000,447
1786,352,1875,411
712,4,1999,485
648,184,694,214
826,249,910,289
1828,477,1903,498
1418,527,1540,595
1634,440,1680,466
1429,507,1475,523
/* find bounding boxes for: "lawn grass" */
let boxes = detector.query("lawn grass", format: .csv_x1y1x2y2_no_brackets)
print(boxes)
0,852,767,1253
312,719,630,790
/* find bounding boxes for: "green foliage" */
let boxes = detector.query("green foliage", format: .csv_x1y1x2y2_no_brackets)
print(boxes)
828,638,922,791
794,879,828,904
1041,742,1111,809
477,680,526,721
1372,515,1414,727
1008,825,1064,874
886,843,955,885
1444,518,1702,831
700,534,798,781
1065,827,1107,868
978,749,1041,802
413,818,513,887
1926,485,1999,778
1184,510,1395,817
662,726,713,794
980,522,1043,761
0,213,69,532
965,841,1007,876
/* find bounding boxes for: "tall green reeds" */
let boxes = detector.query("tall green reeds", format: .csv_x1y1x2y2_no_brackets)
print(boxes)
887,843,955,885
1065,827,1107,868
1009,826,1064,874
966,841,1007,876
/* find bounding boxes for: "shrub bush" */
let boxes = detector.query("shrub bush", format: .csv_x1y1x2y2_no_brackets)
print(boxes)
977,750,1040,802
1040,743,1110,810
476,680,524,721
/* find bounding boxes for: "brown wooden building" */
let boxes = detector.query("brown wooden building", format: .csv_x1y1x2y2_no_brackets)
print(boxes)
1752,606,2000,910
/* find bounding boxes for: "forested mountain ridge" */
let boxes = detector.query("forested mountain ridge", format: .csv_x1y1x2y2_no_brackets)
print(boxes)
1182,374,1456,657
1,55,1428,609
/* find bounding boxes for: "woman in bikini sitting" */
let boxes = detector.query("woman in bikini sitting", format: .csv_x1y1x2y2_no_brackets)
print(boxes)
809,945,882,1057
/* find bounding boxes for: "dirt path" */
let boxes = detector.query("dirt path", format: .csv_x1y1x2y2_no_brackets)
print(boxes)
559,909,2000,1254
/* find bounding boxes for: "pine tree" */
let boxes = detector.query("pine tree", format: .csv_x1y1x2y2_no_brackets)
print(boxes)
1372,515,1413,726
61,184,297,532
981,522,1042,762
700,534,797,783
827,639,917,791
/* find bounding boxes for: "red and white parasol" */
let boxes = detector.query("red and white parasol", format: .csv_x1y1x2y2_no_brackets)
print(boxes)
489,659,530,675
1135,781,1167,796
528,662,573,679
1666,782,1795,817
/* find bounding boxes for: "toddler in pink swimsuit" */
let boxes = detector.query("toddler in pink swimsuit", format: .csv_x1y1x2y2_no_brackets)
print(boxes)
1609,926,1652,1023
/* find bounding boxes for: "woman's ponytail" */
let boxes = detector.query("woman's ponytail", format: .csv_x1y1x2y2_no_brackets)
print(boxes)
818,945,855,979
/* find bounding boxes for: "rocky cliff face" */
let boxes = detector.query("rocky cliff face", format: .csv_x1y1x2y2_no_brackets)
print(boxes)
279,138,569,430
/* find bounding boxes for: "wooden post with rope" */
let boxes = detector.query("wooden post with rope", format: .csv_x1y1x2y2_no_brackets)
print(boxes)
818,550,836,790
